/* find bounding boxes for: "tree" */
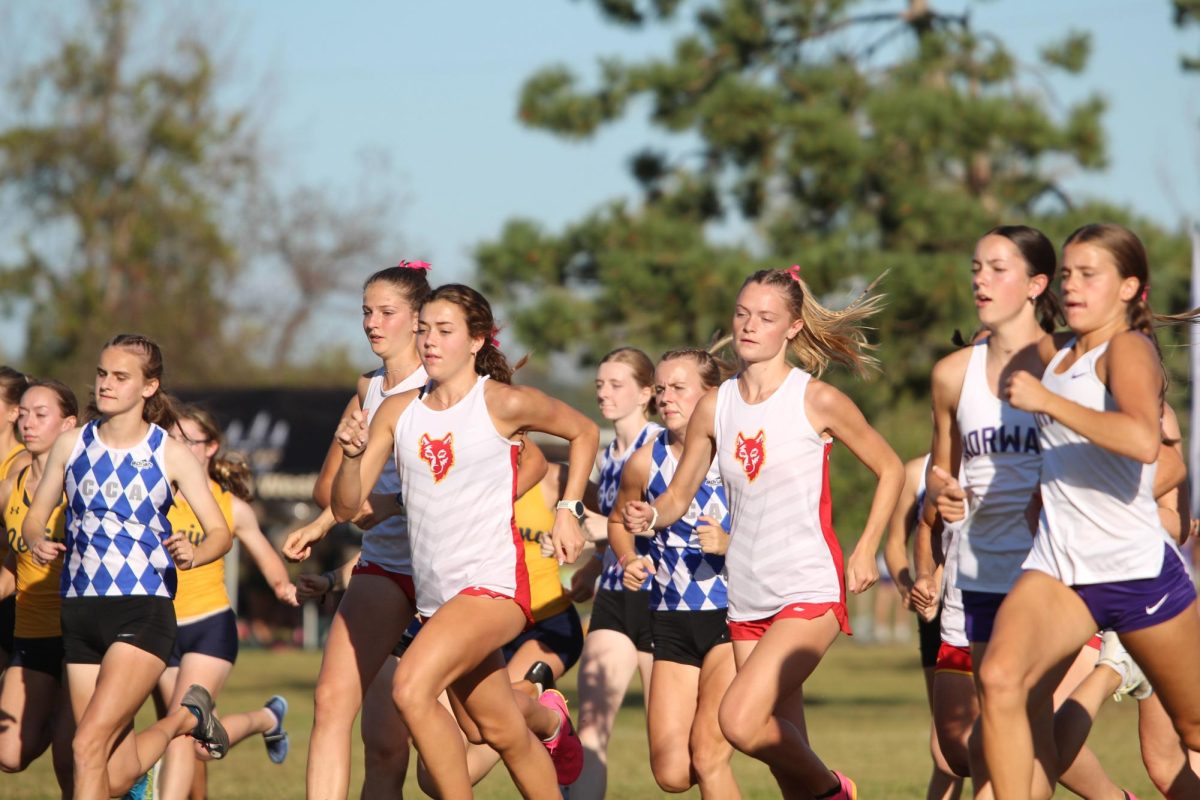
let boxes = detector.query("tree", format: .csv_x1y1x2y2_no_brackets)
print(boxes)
0,0,262,387
478,0,1190,532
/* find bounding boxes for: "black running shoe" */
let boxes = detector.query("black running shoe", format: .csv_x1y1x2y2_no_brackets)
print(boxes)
523,660,555,694
181,684,230,760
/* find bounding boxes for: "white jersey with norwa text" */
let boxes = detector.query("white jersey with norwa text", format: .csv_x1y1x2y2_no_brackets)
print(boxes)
359,365,428,574
954,342,1042,593
714,369,845,621
393,376,526,618
1024,340,1178,584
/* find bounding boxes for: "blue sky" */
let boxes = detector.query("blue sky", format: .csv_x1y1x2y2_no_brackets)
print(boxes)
4,1,1199,360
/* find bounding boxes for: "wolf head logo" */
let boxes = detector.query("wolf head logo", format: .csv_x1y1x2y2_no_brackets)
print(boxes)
418,432,455,483
734,430,766,482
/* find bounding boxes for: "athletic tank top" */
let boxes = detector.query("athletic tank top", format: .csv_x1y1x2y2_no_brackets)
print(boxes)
714,369,844,621
644,430,729,612
63,421,175,599
169,480,235,622
6,467,66,637
1024,341,1180,584
514,483,571,622
394,376,528,618
0,444,25,480
939,517,968,647
955,342,1042,593
360,366,428,574
597,421,662,592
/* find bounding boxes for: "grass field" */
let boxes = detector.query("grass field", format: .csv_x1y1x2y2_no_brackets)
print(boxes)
5,639,1160,799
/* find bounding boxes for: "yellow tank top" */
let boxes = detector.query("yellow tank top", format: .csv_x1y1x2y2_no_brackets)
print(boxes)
0,444,26,480
514,483,571,622
6,467,67,638
168,480,235,622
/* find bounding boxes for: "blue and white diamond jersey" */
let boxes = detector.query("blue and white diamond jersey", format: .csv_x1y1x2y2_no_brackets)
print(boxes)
645,431,729,612
62,421,176,599
598,422,663,593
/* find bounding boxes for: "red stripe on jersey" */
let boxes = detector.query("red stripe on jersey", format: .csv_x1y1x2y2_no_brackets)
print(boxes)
818,441,848,613
508,442,532,626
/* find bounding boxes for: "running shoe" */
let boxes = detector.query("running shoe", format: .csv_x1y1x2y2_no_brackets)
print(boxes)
829,770,857,800
538,689,583,785
523,660,556,694
263,695,289,764
122,770,152,800
1097,631,1152,701
181,684,230,759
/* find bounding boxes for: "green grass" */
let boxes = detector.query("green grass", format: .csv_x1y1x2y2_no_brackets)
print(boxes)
6,642,1157,798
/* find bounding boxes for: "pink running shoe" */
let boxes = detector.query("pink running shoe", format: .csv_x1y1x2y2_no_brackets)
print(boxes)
537,689,583,785
830,770,858,800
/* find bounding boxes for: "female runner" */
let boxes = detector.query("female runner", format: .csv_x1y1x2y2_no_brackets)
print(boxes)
22,334,232,800
154,402,299,799
0,366,32,669
570,347,661,800
0,379,78,796
284,260,432,799
625,267,904,799
921,226,1135,798
980,223,1200,799
608,347,740,798
331,283,597,800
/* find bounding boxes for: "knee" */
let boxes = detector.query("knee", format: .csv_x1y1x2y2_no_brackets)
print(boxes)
977,657,1027,708
717,698,760,755
312,678,356,724
71,725,109,772
649,748,693,794
363,729,411,770
476,718,524,754
390,679,426,719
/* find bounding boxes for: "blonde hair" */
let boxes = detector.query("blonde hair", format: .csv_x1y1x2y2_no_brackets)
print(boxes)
600,347,658,415
736,268,886,377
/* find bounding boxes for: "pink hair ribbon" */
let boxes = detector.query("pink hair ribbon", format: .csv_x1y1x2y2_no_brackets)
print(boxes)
489,325,501,349
1141,284,1150,303
397,259,432,271
787,264,803,283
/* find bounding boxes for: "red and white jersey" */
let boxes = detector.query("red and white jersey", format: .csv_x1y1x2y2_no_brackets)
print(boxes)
359,365,428,574
954,342,1042,593
1025,341,1177,584
393,376,527,618
714,368,845,621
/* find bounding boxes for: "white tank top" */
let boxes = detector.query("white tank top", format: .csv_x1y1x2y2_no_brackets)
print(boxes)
954,342,1042,593
939,517,968,647
358,365,428,574
1024,341,1178,584
393,376,526,617
714,369,844,621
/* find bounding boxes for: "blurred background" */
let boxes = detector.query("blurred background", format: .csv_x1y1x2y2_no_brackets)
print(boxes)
2,0,1200,648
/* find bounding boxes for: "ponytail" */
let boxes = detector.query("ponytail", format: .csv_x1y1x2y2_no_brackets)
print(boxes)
740,268,886,377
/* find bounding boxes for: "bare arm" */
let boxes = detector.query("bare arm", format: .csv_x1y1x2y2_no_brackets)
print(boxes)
626,392,717,532
925,351,968,524
313,395,361,508
883,456,924,596
606,445,652,570
1005,333,1164,464
23,430,76,564
231,496,297,606
807,380,905,594
167,438,233,568
331,392,414,522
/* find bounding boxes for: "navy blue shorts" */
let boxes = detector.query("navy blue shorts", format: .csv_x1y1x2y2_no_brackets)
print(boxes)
501,605,584,672
961,590,1006,643
1074,546,1197,634
169,608,239,667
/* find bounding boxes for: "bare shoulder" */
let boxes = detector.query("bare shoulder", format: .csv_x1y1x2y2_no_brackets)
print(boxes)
356,372,374,404
484,380,541,416
931,346,972,394
805,377,850,414
1108,329,1158,361
376,388,420,421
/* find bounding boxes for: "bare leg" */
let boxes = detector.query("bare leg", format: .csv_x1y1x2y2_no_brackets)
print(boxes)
572,629,640,800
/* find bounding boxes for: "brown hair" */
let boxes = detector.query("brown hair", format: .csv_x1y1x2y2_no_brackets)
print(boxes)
25,379,79,420
658,347,731,391
421,284,519,383
176,403,253,501
600,347,658,416
738,268,886,377
0,366,30,409
364,261,433,310
1063,223,1200,358
85,333,178,429
985,225,1064,333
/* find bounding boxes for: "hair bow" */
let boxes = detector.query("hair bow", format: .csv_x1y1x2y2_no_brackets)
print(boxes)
489,325,501,349
786,264,803,283
397,259,432,271
1140,284,1150,303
